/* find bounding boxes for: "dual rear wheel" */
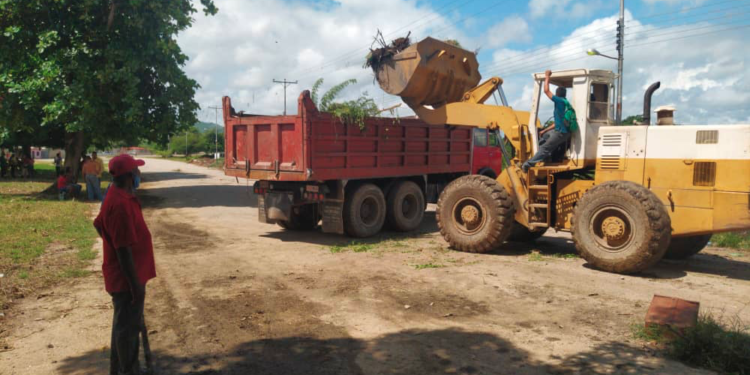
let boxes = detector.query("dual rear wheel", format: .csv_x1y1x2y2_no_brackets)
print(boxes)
344,181,425,238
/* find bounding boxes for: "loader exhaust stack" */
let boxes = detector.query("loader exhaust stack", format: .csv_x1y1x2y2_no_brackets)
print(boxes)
642,81,661,125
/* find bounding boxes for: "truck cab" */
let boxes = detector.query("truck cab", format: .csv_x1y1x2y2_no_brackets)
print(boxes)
471,128,504,178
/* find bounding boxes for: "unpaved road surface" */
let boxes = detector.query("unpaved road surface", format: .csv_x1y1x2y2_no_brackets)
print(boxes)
3,158,750,374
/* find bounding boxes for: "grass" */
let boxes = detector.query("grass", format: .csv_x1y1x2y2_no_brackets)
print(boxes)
0,161,100,310
632,314,750,375
413,262,445,270
528,251,544,262
712,231,750,250
328,241,376,253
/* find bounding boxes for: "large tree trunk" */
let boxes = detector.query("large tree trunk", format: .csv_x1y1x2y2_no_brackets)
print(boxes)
64,130,85,183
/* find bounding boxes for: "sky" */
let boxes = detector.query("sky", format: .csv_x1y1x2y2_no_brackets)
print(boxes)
180,0,750,125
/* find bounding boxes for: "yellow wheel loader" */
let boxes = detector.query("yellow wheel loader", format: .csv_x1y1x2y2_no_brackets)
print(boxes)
373,37,750,274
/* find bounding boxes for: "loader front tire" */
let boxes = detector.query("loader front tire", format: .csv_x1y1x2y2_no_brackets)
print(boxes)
344,184,386,238
663,234,712,260
508,221,547,242
437,175,515,253
572,181,671,274
386,181,425,232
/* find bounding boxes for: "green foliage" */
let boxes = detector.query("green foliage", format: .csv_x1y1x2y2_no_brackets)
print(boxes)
311,78,380,131
712,231,750,250
169,129,203,156
528,251,544,262
414,263,445,269
444,39,462,48
0,0,218,151
622,114,643,125
328,241,375,253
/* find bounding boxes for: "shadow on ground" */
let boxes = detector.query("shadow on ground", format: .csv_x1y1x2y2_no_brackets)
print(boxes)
55,328,685,375
138,185,257,209
142,172,210,183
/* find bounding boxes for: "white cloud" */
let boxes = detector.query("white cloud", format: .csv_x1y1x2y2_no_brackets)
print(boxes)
485,15,531,48
529,0,603,19
179,0,472,119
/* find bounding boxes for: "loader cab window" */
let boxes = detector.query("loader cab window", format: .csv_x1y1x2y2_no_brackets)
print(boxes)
588,83,610,122
489,131,500,147
473,128,488,147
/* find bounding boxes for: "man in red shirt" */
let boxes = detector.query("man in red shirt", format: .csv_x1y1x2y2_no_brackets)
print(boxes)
94,154,155,375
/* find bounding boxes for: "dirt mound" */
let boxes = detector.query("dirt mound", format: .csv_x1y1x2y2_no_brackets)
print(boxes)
364,31,411,72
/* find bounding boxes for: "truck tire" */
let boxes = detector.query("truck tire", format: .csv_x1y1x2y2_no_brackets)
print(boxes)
277,204,318,231
572,181,671,274
344,184,386,238
386,181,425,232
663,234,712,260
508,221,547,242
436,175,514,253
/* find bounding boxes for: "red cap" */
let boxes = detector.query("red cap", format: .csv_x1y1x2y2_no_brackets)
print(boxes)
108,154,145,177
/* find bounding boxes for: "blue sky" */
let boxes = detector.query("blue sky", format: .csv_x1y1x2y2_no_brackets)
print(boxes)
181,0,749,124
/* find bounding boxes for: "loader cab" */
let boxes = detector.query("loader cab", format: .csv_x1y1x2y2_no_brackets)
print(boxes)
527,69,616,169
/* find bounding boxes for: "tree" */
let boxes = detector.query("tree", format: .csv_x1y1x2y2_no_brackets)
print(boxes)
200,128,224,155
169,129,203,156
0,0,218,180
622,114,643,125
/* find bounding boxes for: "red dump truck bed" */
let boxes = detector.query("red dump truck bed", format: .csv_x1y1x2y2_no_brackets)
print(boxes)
222,92,473,181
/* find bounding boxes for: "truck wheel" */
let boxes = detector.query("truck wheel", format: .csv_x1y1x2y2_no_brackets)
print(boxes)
572,181,671,274
508,221,547,242
386,181,425,232
277,204,318,231
663,234,712,260
436,175,514,253
344,184,386,238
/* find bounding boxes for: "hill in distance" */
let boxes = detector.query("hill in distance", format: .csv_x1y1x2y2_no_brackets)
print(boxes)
195,121,223,133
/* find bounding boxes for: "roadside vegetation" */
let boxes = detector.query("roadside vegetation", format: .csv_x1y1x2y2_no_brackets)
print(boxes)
712,231,750,250
0,162,100,311
632,313,750,374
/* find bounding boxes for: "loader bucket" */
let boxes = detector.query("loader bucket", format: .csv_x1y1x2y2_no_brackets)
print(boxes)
374,37,481,108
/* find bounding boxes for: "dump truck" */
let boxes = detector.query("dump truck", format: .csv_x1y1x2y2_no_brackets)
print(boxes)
369,37,750,274
222,93,483,237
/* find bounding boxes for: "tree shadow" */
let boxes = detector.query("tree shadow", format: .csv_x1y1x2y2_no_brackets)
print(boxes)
138,185,257,209
141,172,210,183
55,328,700,375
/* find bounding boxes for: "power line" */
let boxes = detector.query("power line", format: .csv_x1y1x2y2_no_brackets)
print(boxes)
272,79,298,115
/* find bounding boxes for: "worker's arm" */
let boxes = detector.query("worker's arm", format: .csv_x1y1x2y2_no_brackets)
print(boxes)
115,246,145,304
543,70,553,100
540,125,555,136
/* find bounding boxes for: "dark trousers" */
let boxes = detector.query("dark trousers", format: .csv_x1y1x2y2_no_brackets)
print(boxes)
55,165,62,176
110,291,145,375
523,130,571,169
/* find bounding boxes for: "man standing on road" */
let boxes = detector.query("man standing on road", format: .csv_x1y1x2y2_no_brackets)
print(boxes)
54,152,63,176
94,154,155,375
522,70,573,172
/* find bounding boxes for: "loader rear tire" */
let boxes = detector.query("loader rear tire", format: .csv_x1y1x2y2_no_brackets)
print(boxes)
386,181,425,232
572,181,671,274
277,204,318,231
436,175,515,253
344,184,386,238
508,222,547,242
663,234,712,260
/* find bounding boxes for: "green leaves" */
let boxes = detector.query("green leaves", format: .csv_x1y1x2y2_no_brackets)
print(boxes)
311,77,379,131
320,78,356,112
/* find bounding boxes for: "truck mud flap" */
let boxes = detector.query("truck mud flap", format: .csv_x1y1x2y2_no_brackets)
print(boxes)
322,200,345,235
263,192,294,222
258,195,269,223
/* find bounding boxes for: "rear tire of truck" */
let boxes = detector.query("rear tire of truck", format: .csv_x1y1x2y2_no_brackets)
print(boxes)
663,234,712,260
386,181,425,232
277,204,319,231
344,184,386,238
436,175,514,253
572,181,671,274
507,222,547,242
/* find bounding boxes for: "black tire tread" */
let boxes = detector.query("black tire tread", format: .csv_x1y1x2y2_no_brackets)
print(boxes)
386,181,425,232
664,234,711,260
343,183,386,238
572,180,671,274
436,175,515,253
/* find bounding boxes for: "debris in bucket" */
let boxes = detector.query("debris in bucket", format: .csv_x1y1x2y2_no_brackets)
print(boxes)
364,30,411,72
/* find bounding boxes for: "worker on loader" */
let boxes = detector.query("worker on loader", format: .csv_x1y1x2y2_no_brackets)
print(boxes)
522,70,572,172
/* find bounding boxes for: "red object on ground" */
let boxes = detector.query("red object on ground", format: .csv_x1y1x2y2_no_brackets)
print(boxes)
645,295,700,331
94,186,156,293
222,92,473,181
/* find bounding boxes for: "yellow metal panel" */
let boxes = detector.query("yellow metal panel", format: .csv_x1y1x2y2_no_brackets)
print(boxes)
555,179,596,229
713,192,750,233
669,207,714,236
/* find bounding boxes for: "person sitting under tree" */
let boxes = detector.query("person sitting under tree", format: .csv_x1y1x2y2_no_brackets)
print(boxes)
522,70,574,172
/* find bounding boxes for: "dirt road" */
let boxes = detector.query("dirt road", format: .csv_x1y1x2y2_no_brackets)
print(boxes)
3,158,749,374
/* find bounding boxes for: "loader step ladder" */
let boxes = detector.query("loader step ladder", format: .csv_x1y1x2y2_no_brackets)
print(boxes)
526,168,553,229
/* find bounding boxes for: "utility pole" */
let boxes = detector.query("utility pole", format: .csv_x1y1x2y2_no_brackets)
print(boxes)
208,105,221,159
273,78,297,115
616,0,625,124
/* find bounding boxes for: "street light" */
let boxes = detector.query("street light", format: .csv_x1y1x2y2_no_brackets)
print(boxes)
587,49,617,60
